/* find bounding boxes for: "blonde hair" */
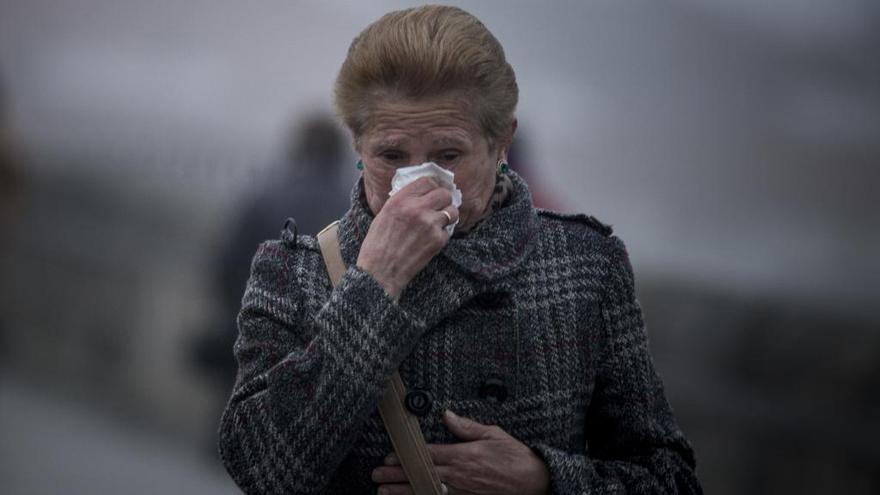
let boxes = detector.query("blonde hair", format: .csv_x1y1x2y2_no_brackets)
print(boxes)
334,5,518,148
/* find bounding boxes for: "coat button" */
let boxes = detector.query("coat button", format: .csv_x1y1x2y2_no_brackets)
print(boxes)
479,378,508,403
404,389,433,417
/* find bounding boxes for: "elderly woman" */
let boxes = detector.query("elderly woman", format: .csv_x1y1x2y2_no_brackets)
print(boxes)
219,5,701,495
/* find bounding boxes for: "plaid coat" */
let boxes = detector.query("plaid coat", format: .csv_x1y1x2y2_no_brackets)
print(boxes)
218,171,702,494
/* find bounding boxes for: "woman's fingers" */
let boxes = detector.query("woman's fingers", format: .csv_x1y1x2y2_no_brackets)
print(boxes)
417,186,453,210
389,175,458,228
377,484,414,495
405,186,458,231
397,177,457,212
372,465,409,483
437,205,459,231
425,442,469,465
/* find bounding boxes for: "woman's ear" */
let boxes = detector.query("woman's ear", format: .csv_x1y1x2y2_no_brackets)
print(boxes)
498,118,518,162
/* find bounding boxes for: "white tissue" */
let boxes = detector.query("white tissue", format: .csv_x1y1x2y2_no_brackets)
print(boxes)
389,162,462,235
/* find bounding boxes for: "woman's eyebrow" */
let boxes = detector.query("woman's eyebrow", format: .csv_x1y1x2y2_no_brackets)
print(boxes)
373,137,406,150
432,136,466,147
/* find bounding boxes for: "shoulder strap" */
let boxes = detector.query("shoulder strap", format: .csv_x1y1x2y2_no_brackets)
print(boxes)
316,221,447,495
317,221,347,285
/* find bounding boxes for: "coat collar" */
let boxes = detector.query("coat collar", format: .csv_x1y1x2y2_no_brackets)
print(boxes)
336,170,539,328
337,170,539,282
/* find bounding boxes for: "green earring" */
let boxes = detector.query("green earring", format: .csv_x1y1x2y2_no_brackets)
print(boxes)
498,160,510,174
356,159,364,171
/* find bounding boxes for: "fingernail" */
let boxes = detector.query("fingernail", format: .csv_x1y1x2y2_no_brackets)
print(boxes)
444,409,458,421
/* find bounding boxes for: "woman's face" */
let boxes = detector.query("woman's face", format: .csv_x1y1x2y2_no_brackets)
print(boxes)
357,95,508,232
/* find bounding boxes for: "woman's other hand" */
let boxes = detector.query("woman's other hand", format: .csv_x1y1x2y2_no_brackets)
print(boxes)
371,410,550,495
357,176,459,300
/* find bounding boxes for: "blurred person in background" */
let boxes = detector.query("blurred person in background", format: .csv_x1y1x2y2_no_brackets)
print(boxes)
0,75,22,362
218,5,701,494
0,76,21,245
191,113,349,445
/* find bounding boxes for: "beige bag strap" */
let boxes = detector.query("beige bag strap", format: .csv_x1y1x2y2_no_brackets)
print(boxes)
316,221,447,495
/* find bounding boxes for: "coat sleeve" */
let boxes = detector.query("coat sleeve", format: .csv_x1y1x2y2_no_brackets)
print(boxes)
217,240,426,494
528,236,703,494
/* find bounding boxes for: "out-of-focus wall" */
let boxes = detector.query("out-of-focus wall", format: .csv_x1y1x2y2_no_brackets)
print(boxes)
0,1,877,494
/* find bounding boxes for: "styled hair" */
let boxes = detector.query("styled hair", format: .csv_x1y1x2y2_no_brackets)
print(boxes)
334,5,518,148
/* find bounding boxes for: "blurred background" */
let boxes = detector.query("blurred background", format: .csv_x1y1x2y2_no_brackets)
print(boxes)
1,0,878,493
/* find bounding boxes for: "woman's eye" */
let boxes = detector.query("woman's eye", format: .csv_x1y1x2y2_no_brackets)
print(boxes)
438,152,460,162
381,152,404,161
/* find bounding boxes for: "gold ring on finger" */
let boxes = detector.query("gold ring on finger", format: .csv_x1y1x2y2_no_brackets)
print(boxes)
442,210,453,226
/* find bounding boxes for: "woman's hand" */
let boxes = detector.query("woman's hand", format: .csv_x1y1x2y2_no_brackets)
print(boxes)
357,176,459,300
372,410,550,495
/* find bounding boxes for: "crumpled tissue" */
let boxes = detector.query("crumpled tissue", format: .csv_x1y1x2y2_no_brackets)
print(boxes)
389,162,462,235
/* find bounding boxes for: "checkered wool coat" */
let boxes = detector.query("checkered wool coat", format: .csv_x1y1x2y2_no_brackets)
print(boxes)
218,171,702,494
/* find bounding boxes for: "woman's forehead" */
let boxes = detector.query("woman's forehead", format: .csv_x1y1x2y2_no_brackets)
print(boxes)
363,95,482,141
371,133,472,148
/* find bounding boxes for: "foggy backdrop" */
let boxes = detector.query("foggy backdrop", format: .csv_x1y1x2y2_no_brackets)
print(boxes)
1,1,878,494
